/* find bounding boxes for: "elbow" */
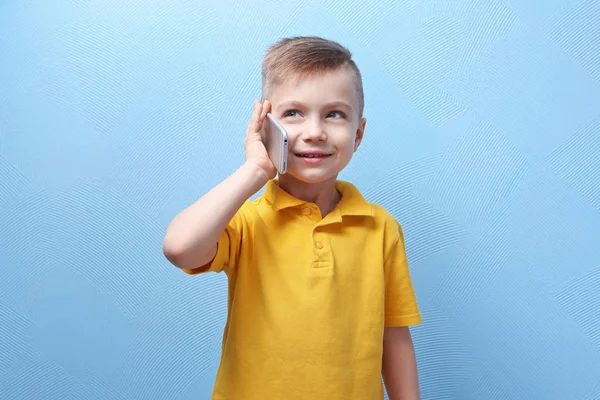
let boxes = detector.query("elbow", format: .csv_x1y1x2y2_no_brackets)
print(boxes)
162,238,183,266
162,236,214,270
163,242,195,270
162,231,190,267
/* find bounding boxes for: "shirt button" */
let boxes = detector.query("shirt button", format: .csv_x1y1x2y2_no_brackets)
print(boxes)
315,242,324,249
303,207,312,215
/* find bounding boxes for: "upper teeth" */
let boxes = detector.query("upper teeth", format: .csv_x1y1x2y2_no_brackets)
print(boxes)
302,154,322,158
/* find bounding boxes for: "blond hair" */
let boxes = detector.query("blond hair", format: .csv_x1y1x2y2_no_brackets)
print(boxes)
261,36,364,118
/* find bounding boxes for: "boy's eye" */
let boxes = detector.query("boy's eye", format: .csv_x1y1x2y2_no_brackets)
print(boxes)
328,111,345,119
283,110,301,118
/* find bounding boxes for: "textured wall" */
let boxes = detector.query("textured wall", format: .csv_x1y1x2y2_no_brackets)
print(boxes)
1,1,599,399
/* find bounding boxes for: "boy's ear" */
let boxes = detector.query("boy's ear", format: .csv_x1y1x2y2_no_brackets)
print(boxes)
354,118,367,152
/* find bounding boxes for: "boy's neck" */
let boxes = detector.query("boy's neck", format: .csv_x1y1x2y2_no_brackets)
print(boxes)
277,175,342,217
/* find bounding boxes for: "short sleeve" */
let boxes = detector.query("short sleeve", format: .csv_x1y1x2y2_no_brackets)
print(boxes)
181,202,248,275
384,221,422,327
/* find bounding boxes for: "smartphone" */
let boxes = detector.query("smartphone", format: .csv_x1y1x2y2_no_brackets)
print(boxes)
261,113,289,175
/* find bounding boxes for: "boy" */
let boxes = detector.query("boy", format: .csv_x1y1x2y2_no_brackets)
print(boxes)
163,36,422,400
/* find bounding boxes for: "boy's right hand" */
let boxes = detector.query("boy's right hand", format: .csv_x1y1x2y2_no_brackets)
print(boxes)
244,100,276,182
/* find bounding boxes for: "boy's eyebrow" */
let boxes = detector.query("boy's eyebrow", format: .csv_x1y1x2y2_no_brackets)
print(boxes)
277,101,353,112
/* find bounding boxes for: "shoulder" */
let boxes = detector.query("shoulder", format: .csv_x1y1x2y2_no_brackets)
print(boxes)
227,198,261,229
338,180,404,238
232,194,278,227
369,203,399,224
366,203,410,266
369,203,404,240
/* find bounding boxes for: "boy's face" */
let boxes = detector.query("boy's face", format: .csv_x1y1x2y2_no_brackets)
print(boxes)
267,67,366,185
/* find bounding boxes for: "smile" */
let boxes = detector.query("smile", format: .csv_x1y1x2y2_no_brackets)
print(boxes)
296,154,331,158
294,152,333,164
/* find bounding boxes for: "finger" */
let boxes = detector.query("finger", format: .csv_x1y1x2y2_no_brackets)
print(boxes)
259,100,271,121
252,100,262,122
263,100,272,115
247,100,262,135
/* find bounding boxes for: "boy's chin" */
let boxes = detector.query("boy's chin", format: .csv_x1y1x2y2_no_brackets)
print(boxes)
283,169,339,185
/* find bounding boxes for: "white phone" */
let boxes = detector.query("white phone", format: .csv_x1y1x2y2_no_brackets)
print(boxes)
261,113,289,175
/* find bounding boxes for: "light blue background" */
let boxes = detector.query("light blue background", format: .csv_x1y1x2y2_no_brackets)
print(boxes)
1,1,599,399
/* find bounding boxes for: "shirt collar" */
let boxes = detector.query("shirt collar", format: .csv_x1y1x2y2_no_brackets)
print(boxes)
263,179,374,217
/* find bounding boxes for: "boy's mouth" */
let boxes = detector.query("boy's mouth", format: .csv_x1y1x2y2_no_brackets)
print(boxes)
294,151,333,158
293,151,333,164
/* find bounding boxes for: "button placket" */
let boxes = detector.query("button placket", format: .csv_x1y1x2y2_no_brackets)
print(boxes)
311,225,331,268
310,212,341,269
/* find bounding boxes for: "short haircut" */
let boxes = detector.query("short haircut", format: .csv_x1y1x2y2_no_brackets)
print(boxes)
261,36,364,118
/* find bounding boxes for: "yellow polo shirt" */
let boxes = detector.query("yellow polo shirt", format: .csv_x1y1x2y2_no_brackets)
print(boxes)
183,179,421,400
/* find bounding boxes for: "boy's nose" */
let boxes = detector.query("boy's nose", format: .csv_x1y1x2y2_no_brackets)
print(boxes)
302,121,326,142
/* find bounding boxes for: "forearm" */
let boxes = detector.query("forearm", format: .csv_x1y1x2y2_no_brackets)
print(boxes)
163,162,267,269
382,327,420,400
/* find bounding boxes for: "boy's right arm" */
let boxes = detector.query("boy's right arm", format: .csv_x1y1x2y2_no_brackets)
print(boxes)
162,100,275,271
